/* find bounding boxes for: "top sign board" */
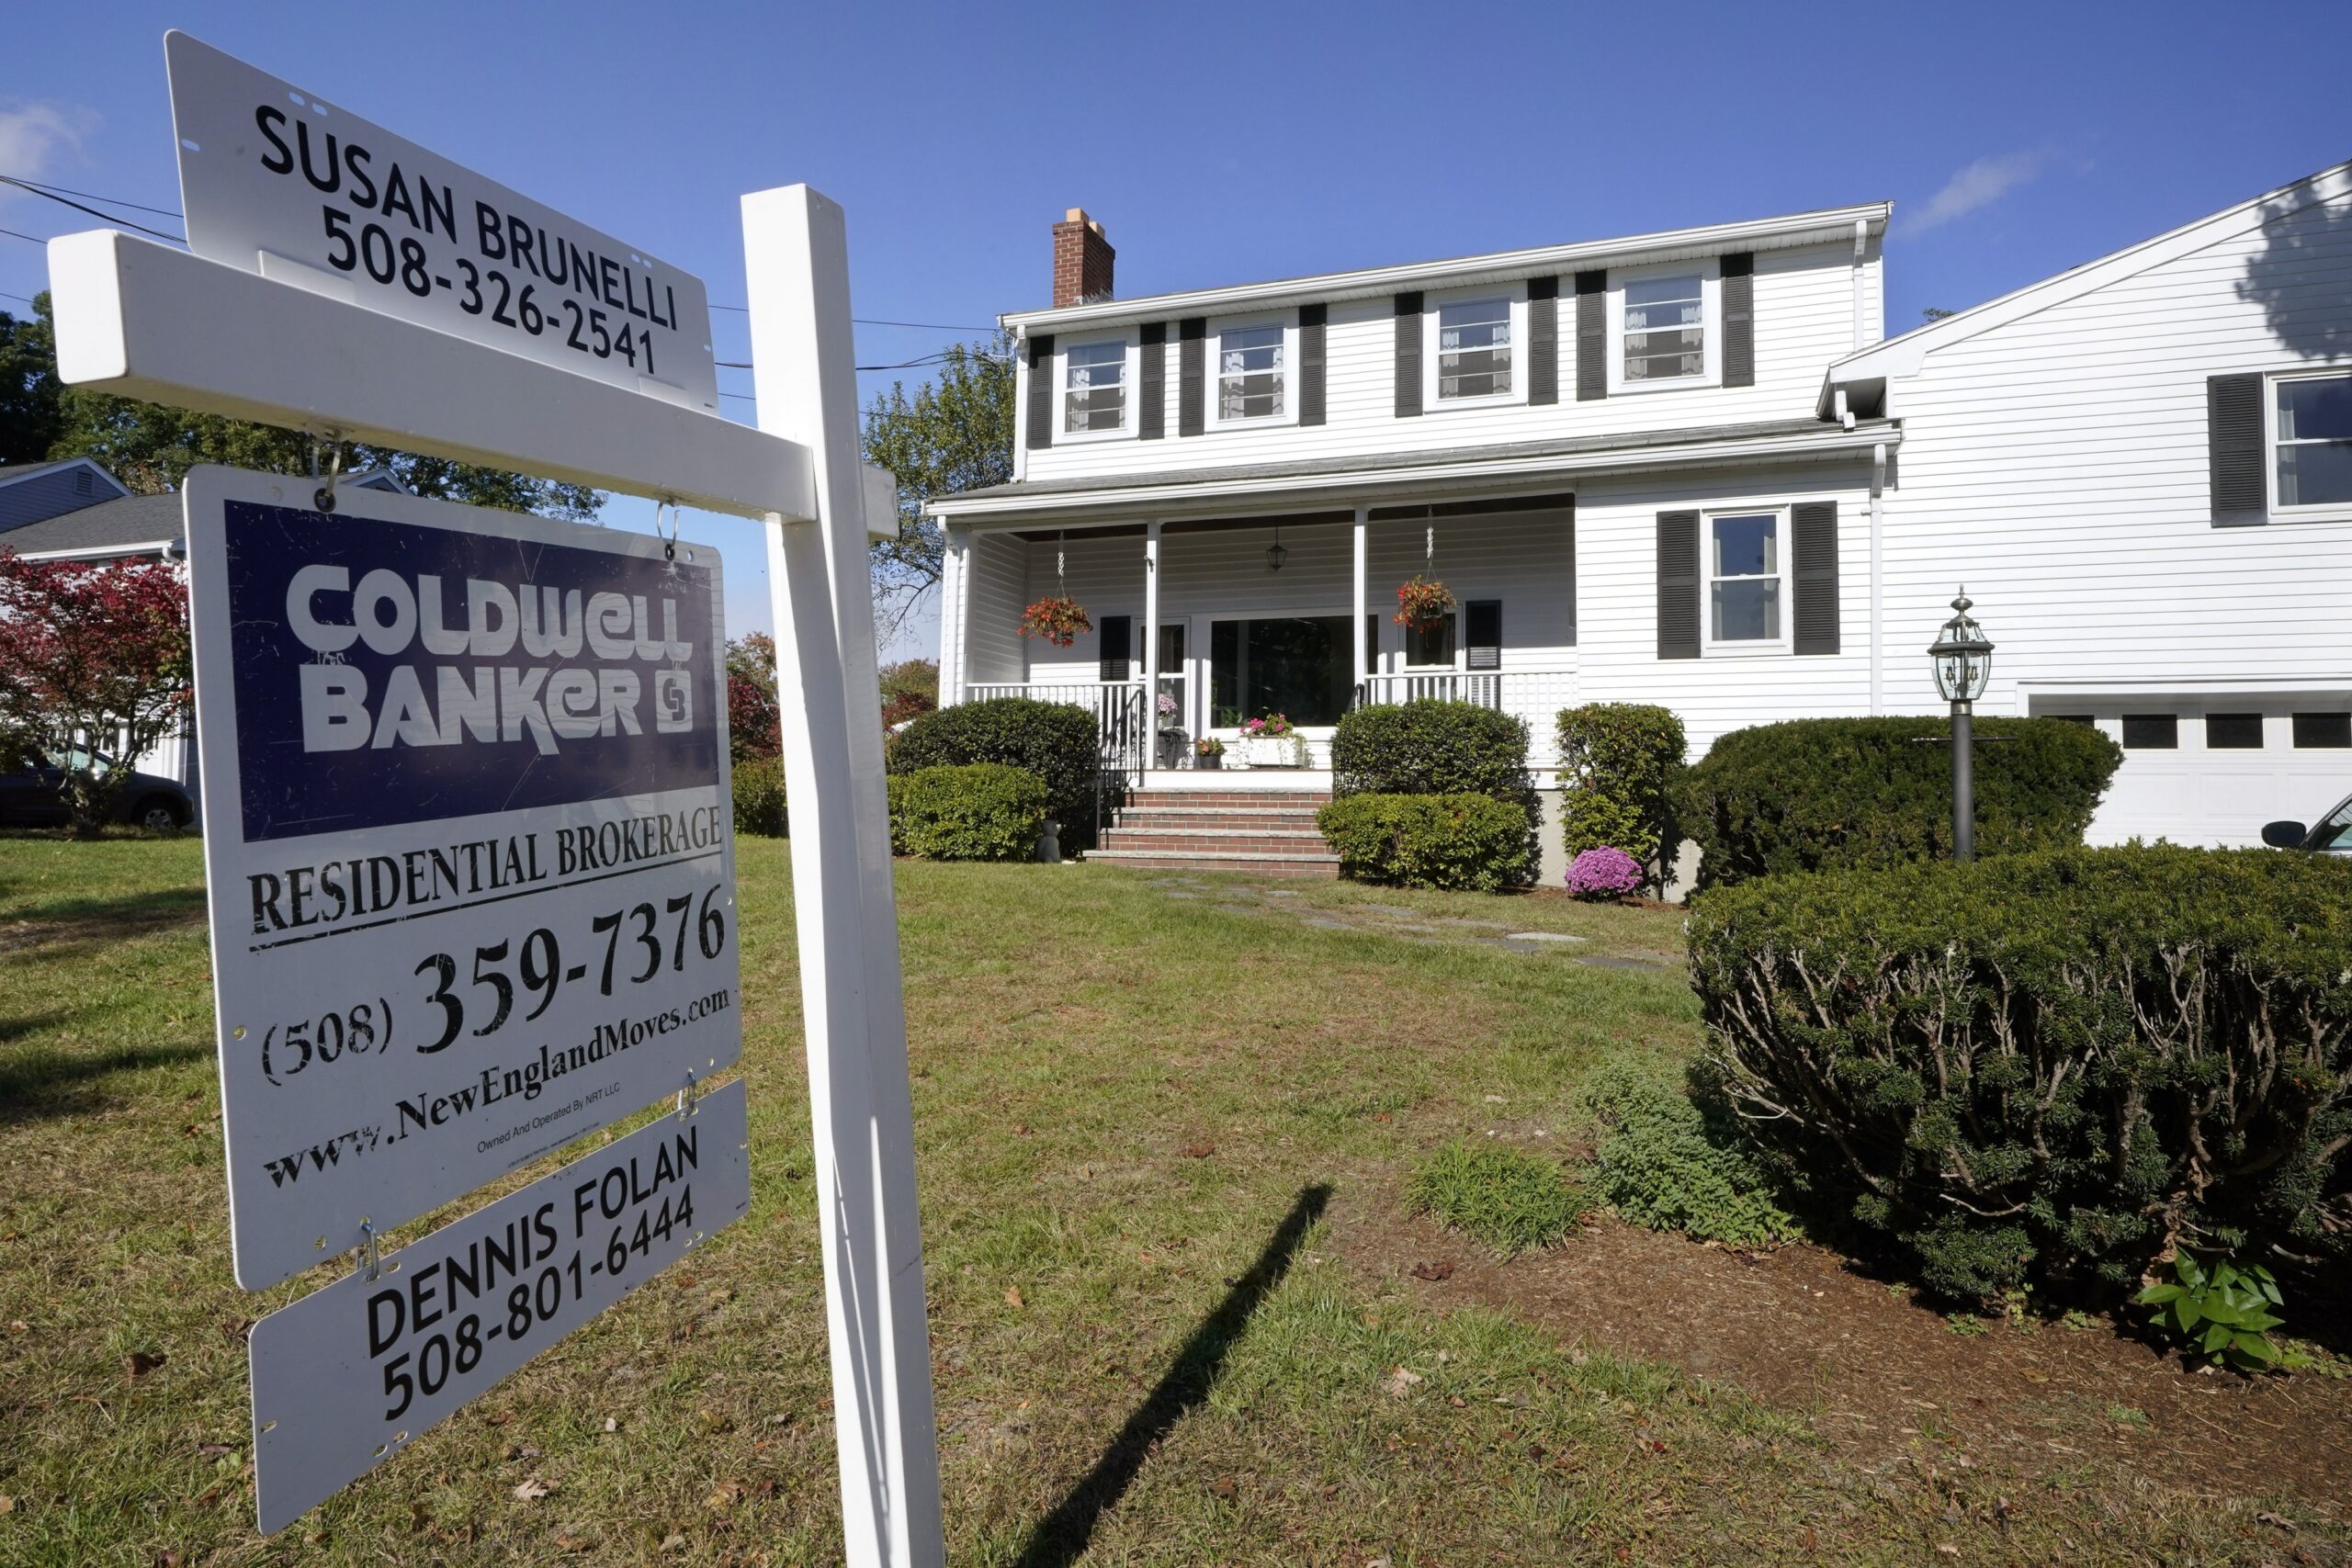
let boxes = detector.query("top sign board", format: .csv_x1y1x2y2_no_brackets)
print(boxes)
164,32,718,415
185,467,742,1291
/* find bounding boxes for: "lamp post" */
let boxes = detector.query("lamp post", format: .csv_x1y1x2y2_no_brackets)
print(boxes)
1927,589,1996,861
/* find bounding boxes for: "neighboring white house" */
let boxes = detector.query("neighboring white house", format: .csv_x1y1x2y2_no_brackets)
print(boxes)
931,169,2351,869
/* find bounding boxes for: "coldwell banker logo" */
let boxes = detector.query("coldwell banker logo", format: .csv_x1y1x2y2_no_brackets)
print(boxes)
224,501,719,842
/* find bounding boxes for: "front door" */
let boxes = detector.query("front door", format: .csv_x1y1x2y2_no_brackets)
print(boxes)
1207,614,1355,731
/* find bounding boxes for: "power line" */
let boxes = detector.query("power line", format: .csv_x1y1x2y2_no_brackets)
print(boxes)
5,175,182,220
0,177,184,243
2,227,49,246
2,288,34,306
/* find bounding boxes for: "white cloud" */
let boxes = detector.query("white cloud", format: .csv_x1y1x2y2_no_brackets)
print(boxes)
0,102,102,212
1899,152,2047,236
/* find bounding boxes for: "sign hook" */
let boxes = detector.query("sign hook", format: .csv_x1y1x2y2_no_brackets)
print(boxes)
311,437,346,514
653,498,683,564
353,1219,380,1282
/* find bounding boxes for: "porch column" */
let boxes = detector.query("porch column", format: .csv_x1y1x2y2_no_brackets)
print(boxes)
1351,506,1369,697
1142,519,1161,773
940,525,967,706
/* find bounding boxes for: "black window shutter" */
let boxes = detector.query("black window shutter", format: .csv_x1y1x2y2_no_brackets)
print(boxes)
1721,253,1755,389
1464,600,1503,670
1394,292,1424,418
1024,333,1055,449
1098,615,1132,682
1791,501,1839,655
1364,615,1379,674
1574,270,1607,401
2208,373,2267,525
1178,318,1206,436
1138,322,1166,440
1566,507,1578,646
1299,303,1328,426
1657,511,1700,660
1528,276,1559,405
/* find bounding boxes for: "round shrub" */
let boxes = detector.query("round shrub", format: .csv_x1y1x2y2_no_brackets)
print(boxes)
888,698,1099,845
1555,703,1686,887
730,755,786,837
1331,698,1533,799
1580,1057,1801,1249
1566,847,1644,900
887,763,1046,861
1316,793,1531,892
1686,846,2352,1303
1671,716,2121,889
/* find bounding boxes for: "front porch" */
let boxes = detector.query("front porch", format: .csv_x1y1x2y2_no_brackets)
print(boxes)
943,495,1580,788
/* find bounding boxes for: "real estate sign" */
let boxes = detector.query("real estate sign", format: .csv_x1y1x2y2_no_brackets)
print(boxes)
249,1079,751,1535
185,466,741,1291
165,30,719,414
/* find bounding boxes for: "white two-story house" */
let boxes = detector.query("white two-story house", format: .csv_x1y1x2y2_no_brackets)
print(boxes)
932,165,2351,874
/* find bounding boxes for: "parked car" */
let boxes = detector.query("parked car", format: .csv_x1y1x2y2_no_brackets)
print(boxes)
0,751,196,831
2260,793,2352,855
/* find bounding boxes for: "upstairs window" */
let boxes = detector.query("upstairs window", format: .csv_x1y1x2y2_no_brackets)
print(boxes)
1708,512,1781,645
1063,340,1126,434
1436,298,1511,400
1217,324,1284,421
1624,273,1704,383
2276,372,2352,509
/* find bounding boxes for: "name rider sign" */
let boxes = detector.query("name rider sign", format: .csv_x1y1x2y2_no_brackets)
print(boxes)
186,466,742,1291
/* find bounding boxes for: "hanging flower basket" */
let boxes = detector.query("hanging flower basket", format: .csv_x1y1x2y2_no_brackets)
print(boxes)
1017,595,1092,648
1393,576,1457,632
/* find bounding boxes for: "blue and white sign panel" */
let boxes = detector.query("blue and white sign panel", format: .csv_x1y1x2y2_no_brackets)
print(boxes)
186,467,741,1291
250,1080,751,1535
165,31,719,414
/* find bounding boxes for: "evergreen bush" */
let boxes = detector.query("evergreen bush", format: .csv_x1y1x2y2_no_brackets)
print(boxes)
1555,703,1686,889
1330,699,1537,879
888,698,1100,845
1316,793,1532,892
729,756,787,838
1580,1057,1801,1248
1670,716,2120,888
886,763,1047,862
1686,846,2352,1302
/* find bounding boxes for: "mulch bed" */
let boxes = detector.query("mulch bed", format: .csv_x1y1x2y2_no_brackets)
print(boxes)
1329,1179,2352,1519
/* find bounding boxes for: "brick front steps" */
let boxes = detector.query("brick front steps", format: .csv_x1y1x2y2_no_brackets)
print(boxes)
1088,789,1339,878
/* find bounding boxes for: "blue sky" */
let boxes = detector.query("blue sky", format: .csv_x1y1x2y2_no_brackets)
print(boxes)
6,1,2346,658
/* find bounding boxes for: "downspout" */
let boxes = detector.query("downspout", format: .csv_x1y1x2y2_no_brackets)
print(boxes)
1850,219,1870,351
1869,441,1887,715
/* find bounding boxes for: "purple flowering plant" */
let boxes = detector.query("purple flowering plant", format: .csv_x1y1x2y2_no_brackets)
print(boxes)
1566,846,1645,900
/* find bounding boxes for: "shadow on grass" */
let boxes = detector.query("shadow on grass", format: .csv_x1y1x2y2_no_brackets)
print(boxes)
0,1038,212,1123
0,884,207,955
1014,1181,1331,1568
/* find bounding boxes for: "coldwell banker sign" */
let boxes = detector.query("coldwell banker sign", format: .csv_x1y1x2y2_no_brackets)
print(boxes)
186,467,742,1291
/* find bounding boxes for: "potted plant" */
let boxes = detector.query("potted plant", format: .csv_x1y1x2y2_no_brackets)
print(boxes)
1394,575,1456,632
1194,736,1225,770
1017,595,1091,648
1234,713,1306,768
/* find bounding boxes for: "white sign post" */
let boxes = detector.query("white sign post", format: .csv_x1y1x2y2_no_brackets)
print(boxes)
182,467,741,1291
48,34,944,1563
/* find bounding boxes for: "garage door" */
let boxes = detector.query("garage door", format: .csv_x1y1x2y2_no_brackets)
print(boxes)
2028,700,2352,848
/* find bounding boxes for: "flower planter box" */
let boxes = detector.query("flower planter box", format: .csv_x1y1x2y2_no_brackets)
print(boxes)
1236,737,1306,768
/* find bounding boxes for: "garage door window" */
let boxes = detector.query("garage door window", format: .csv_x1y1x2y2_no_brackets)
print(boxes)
2293,712,2352,749
2121,715,2177,749
2205,713,2264,750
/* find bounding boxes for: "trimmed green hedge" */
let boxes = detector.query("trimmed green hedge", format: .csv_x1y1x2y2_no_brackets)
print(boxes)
730,756,786,838
1555,703,1686,888
888,698,1099,846
1671,716,2121,888
1687,846,2352,1303
886,763,1046,861
1330,699,1538,880
1317,793,1531,892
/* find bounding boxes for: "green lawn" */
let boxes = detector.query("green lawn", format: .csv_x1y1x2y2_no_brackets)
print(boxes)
0,838,2325,1564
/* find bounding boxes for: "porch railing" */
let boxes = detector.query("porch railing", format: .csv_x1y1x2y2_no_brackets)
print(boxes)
1352,669,1579,772
966,681,1147,840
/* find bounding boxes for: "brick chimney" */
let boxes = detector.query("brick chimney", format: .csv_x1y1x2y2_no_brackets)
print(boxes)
1051,209,1114,307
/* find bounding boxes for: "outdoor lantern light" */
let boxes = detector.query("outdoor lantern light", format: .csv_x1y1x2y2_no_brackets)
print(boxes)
1928,589,1995,704
1266,524,1287,572
1925,588,1996,861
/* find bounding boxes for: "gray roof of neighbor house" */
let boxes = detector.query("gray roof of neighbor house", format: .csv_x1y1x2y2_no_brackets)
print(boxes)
1,491,185,558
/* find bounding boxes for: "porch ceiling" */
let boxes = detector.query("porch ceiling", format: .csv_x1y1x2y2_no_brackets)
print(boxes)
931,417,1895,526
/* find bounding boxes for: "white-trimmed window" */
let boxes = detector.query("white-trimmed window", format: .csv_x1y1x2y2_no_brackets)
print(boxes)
2274,370,2352,510
1707,511,1783,647
1437,297,1512,400
1216,323,1284,421
1624,273,1704,383
1063,340,1126,434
